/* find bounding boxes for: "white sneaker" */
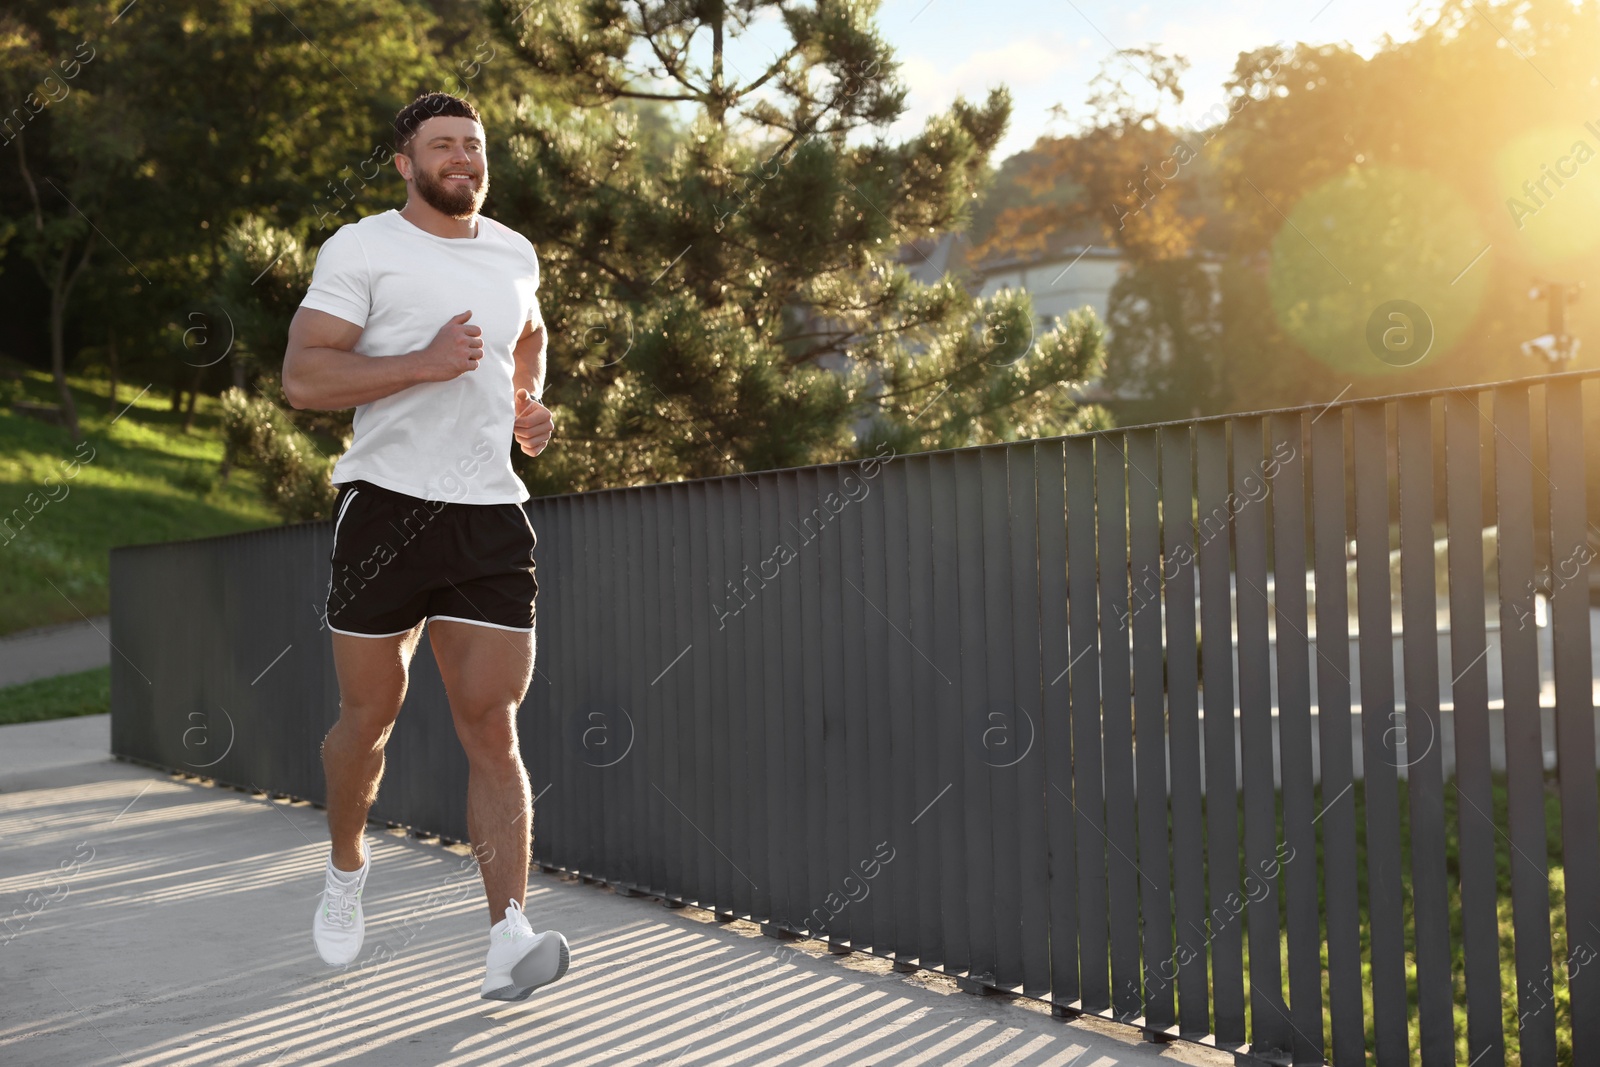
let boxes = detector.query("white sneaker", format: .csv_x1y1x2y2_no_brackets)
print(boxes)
480,899,569,1001
312,854,368,966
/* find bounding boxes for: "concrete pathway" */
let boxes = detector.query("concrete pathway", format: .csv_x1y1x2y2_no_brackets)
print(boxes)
0,716,1222,1067
0,615,111,688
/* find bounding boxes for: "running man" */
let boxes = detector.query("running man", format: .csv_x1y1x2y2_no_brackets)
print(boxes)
282,90,567,1001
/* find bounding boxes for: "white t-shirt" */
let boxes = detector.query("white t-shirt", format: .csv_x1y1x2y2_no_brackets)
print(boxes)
298,208,543,504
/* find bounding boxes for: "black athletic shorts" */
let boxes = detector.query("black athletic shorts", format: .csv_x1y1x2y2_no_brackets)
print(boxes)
323,479,538,637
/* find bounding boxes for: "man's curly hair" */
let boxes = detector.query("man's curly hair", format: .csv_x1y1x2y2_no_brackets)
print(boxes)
393,91,481,155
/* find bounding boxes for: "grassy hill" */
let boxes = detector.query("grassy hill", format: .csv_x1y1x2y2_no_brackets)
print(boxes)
0,368,309,637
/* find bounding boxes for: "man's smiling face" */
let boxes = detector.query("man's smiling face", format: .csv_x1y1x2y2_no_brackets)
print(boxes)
400,115,489,219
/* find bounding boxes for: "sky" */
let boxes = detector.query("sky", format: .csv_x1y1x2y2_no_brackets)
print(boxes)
706,0,1439,161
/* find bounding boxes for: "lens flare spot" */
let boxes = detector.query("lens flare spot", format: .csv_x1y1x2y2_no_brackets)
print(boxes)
1267,165,1487,376
1496,124,1600,263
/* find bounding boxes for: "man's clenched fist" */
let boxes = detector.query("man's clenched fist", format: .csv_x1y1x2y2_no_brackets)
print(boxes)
514,388,554,457
412,310,484,382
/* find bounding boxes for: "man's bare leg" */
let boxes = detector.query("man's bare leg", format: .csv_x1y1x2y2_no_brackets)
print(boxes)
323,622,427,870
427,619,535,923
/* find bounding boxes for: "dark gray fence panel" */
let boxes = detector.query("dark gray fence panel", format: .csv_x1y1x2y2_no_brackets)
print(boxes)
1442,392,1505,1066
668,483,696,902
565,492,587,874
1493,386,1559,1064
1126,429,1173,1031
841,462,875,946
549,493,577,873
734,477,764,919
525,497,553,868
795,469,830,925
775,470,809,926
687,481,720,909
1195,420,1245,1045
708,481,734,909
1064,435,1108,1012
1095,437,1141,1021
621,490,648,894
1309,411,1363,1067
1234,417,1291,1057
757,472,791,924
928,452,970,974
596,491,622,879
564,492,591,875
1547,380,1600,1062
111,370,1600,1067
1008,444,1051,998
814,466,850,941
1268,412,1323,1066
734,477,770,919
903,455,944,968
954,450,997,984
713,479,745,916
558,492,585,875
687,480,714,906
683,483,715,907
1397,398,1454,1067
876,457,916,963
1159,425,1208,1039
589,492,614,879
645,487,674,897
1036,441,1081,1010
1353,403,1409,1064
854,458,889,952
111,527,329,807
604,491,628,879
979,445,1021,990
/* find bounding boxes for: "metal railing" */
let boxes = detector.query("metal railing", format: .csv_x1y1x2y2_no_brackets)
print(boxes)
110,371,1600,1066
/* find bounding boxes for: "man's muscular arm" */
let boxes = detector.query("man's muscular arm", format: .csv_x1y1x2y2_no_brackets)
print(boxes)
511,318,546,402
512,319,554,457
282,307,485,411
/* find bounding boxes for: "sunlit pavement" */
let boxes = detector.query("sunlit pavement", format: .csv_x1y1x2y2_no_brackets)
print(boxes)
0,715,1223,1067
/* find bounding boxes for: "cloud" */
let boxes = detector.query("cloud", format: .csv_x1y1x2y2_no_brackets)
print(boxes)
889,33,1093,144
900,36,1081,98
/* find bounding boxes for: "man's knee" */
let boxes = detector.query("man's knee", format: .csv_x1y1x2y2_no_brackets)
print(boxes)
455,705,520,763
333,700,402,748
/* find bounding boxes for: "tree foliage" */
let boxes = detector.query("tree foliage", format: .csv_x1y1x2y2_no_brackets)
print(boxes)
219,385,339,522
484,0,1107,493
0,2,140,439
0,0,525,434
2,0,1112,508
985,0,1600,421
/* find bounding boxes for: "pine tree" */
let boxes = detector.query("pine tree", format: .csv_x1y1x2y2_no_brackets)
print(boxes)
484,0,1109,493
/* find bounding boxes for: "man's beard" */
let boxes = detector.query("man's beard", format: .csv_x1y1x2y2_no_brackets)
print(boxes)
413,163,489,219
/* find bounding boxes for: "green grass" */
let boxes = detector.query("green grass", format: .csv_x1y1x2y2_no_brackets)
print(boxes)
1208,772,1572,1065
0,368,319,636
0,665,110,725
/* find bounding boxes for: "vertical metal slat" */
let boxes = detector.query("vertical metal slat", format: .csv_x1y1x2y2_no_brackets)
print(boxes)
1443,392,1505,1066
1396,397,1454,1066
1545,379,1600,1058
956,450,999,985
982,447,1026,990
1492,386,1559,1064
1352,403,1410,1065
1310,411,1364,1067
1037,441,1081,1010
1009,444,1051,998
1064,436,1108,1011
1160,426,1208,1038
1232,417,1291,1056
1267,413,1324,1065
1196,421,1245,1045
1127,429,1174,1032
